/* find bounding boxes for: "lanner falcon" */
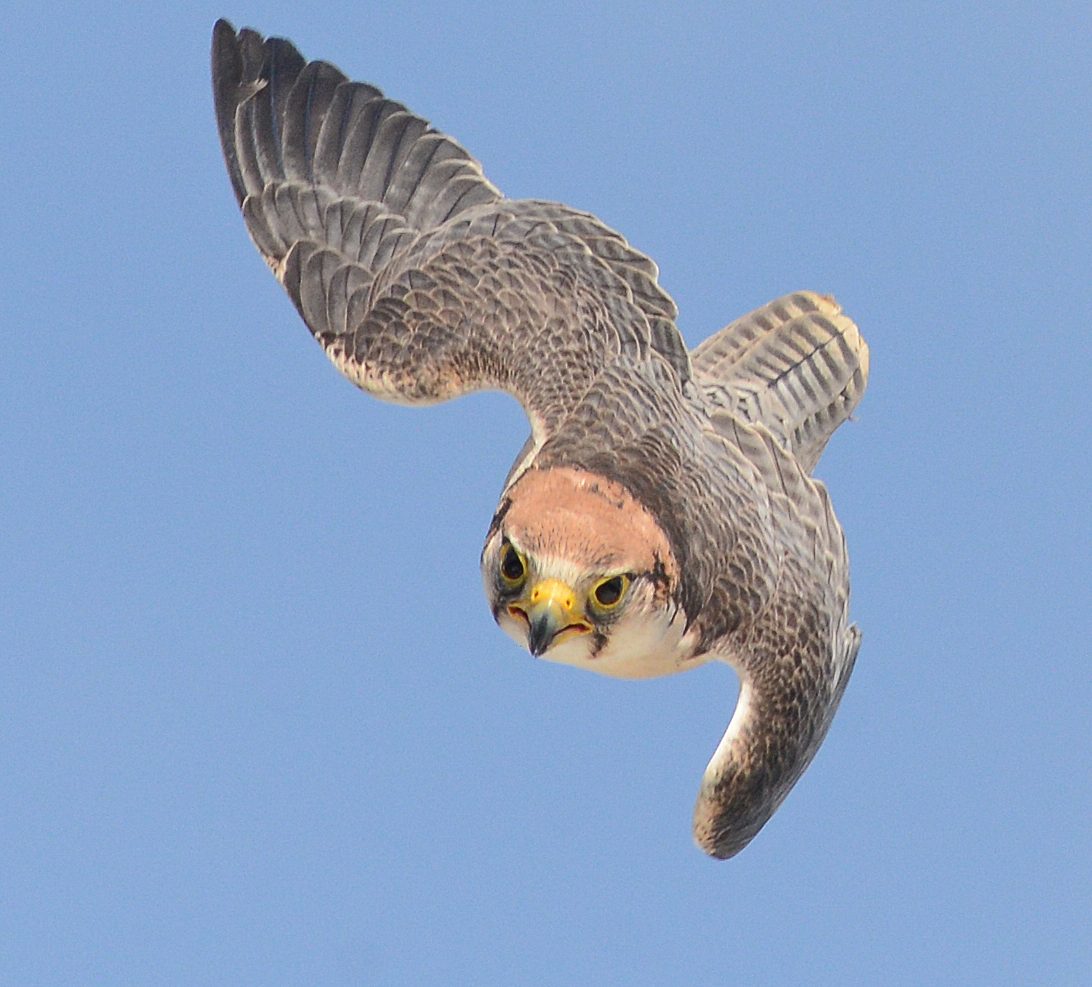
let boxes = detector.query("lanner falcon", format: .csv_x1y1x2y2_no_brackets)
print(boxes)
212,20,869,859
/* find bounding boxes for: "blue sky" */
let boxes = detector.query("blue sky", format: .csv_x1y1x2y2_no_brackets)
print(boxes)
3,1,1089,983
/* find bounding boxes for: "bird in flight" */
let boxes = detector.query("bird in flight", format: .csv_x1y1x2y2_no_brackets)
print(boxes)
212,19,869,858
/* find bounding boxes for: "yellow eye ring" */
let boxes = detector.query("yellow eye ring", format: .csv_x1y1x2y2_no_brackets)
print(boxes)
590,574,629,611
499,542,528,589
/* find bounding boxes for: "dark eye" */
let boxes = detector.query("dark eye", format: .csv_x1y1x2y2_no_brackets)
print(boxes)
591,575,629,610
499,542,527,587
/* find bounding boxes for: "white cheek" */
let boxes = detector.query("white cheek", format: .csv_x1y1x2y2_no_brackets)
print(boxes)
495,608,529,650
585,607,699,680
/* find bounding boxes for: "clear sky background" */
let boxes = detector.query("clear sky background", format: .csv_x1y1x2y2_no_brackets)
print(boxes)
3,2,1089,984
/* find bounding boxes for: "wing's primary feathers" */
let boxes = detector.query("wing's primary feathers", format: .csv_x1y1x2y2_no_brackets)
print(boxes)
212,23,501,237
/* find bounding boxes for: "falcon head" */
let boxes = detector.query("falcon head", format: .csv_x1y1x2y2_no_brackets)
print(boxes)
481,467,697,679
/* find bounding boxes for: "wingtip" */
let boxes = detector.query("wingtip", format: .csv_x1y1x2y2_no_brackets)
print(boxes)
211,18,242,65
693,822,752,860
211,18,237,67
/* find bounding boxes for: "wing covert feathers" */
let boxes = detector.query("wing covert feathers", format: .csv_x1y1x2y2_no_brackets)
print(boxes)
693,292,869,471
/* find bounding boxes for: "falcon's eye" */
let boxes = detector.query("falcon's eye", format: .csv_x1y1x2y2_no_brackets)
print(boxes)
590,574,629,611
499,542,527,588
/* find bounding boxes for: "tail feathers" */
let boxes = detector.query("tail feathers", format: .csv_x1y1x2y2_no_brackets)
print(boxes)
693,292,868,472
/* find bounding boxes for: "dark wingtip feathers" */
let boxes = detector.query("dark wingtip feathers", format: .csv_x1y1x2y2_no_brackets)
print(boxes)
211,21,320,206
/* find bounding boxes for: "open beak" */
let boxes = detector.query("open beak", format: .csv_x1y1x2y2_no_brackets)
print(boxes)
508,578,591,656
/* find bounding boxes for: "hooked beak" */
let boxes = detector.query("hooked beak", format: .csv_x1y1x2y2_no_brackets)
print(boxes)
509,577,591,656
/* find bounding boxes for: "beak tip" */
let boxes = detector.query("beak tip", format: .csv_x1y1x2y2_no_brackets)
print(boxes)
527,615,553,657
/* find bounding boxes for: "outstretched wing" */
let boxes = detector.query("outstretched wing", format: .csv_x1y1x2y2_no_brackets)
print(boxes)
693,292,868,471
212,20,692,444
